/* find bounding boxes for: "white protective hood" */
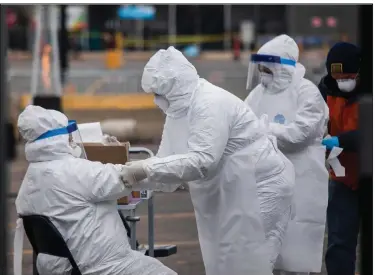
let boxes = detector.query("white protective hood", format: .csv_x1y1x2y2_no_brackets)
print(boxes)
257,34,300,92
141,46,199,118
18,105,76,162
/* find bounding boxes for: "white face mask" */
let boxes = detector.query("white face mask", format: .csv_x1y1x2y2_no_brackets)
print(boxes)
260,72,273,87
336,79,356,93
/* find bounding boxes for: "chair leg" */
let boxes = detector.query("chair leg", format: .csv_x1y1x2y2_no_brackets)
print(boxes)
71,267,82,275
118,211,139,249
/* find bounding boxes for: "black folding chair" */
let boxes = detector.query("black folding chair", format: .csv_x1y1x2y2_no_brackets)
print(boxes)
21,215,81,275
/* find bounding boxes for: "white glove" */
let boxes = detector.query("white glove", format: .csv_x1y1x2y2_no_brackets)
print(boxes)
102,134,120,145
120,161,148,187
120,166,136,188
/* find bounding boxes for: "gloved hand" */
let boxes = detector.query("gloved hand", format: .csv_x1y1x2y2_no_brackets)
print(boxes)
120,161,148,188
322,136,339,150
102,134,120,145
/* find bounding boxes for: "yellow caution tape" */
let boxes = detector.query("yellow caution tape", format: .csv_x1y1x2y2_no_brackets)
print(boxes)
70,32,231,47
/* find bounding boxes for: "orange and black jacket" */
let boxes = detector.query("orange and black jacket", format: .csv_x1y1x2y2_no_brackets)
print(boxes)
318,75,359,189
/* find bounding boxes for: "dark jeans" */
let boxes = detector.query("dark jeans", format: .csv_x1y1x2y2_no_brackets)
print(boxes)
325,180,360,275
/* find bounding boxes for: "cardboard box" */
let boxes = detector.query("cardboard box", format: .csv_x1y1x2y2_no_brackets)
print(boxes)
132,190,152,200
83,142,131,205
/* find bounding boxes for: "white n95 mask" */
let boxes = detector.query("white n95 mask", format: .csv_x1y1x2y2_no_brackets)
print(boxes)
154,94,170,113
260,72,273,87
337,79,356,92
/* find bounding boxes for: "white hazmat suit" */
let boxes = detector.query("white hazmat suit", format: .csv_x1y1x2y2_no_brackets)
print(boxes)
124,46,295,275
14,105,177,275
245,35,329,274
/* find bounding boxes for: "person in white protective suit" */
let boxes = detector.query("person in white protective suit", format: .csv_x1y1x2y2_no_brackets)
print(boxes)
122,46,295,275
244,35,329,275
14,105,177,275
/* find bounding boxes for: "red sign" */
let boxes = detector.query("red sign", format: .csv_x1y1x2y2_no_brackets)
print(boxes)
311,16,322,28
326,16,337,28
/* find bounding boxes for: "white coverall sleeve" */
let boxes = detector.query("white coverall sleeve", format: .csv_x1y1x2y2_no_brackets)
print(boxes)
143,98,230,184
83,162,131,202
268,83,328,152
131,125,184,192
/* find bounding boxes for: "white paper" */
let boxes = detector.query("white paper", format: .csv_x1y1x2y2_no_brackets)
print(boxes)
77,122,104,143
327,146,346,177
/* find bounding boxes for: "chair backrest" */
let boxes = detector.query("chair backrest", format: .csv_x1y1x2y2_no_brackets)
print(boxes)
21,215,81,274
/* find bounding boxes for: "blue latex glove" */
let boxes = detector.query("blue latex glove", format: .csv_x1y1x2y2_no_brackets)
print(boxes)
322,136,339,150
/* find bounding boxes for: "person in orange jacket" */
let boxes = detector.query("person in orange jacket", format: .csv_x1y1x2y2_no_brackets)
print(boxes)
318,42,361,275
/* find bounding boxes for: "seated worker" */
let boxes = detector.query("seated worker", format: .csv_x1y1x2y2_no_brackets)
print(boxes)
14,105,176,275
318,42,361,275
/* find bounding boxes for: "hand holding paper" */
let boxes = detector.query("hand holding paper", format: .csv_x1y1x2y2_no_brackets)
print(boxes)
327,147,345,177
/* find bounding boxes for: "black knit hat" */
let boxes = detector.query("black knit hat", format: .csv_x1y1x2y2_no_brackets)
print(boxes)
326,42,361,75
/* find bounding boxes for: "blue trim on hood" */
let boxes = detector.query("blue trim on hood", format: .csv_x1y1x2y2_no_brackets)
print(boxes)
250,54,296,67
34,120,78,141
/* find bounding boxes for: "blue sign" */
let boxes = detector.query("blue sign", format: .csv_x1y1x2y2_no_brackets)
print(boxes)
274,114,286,124
118,5,156,20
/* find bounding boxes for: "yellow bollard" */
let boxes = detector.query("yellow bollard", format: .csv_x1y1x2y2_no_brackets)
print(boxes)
105,49,123,70
104,32,124,70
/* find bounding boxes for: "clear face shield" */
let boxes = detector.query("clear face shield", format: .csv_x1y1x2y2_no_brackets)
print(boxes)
246,54,296,91
34,120,87,159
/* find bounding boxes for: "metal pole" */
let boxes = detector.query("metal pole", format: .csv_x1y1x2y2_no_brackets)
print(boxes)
195,5,201,49
136,19,144,51
148,195,155,257
0,4,9,272
168,5,176,46
254,5,260,49
59,4,68,86
31,5,42,97
224,5,231,51
129,210,137,250
50,5,62,97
